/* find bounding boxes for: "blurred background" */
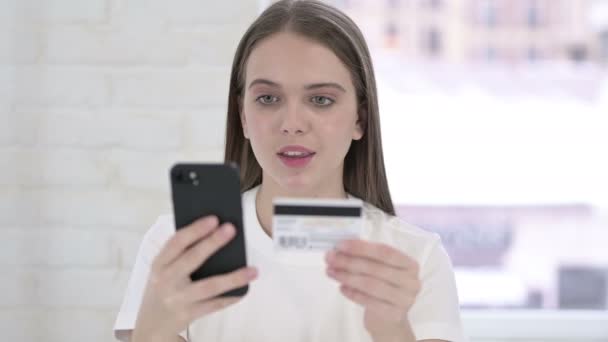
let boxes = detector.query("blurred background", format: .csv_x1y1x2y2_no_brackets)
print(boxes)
1,0,607,341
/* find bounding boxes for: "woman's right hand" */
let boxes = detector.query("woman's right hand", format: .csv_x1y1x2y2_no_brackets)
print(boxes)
132,215,258,342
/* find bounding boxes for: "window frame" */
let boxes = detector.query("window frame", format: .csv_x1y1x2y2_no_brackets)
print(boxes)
462,309,608,340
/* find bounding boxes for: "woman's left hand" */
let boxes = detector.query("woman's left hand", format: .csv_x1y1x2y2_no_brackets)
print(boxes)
325,239,421,339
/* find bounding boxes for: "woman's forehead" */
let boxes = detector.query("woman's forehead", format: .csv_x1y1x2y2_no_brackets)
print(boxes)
245,32,353,89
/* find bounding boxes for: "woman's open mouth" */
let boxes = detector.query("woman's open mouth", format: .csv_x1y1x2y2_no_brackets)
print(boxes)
277,146,316,168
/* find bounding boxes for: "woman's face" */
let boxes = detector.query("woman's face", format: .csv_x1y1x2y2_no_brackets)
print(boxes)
241,31,363,193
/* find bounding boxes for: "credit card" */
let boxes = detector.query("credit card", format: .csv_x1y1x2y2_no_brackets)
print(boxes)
272,197,363,255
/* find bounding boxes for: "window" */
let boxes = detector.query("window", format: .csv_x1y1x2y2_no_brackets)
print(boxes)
423,28,441,56
385,21,399,48
527,0,540,28
601,30,608,62
527,46,539,62
567,44,588,63
387,0,400,9
559,266,608,309
485,45,496,61
334,0,608,339
479,0,498,28
421,0,442,10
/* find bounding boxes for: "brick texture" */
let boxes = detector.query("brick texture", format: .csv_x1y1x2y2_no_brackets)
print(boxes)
1,0,258,341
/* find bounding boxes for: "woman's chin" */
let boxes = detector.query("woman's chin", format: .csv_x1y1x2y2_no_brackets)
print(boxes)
281,177,310,189
278,174,315,192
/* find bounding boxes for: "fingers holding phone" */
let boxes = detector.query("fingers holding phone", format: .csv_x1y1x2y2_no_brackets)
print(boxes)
133,216,258,341
152,215,219,273
166,220,237,284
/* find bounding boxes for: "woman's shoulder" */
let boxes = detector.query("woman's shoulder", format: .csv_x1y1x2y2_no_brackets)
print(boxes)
139,214,176,250
362,201,439,241
361,202,442,264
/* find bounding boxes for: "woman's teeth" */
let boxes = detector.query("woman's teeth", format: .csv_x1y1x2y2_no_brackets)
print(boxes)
280,151,313,157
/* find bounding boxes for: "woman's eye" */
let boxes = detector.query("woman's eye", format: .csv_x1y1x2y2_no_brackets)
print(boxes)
311,96,334,106
256,95,278,105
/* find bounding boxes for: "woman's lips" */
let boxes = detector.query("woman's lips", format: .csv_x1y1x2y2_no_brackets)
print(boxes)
277,145,315,154
277,152,316,168
277,145,316,168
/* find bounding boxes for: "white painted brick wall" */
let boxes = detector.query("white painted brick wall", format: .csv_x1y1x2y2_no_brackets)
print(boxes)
0,309,42,341
1,1,259,341
0,23,41,64
14,66,110,109
111,68,231,108
43,26,192,65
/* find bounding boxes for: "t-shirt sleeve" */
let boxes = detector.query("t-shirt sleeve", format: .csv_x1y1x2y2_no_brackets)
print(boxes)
408,237,468,342
113,215,189,342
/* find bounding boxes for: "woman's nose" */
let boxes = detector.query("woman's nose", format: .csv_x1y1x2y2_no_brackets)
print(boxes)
279,103,309,135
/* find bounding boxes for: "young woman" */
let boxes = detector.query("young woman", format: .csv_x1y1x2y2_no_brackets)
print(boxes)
114,1,465,341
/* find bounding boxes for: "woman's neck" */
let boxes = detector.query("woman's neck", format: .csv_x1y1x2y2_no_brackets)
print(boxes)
255,180,348,237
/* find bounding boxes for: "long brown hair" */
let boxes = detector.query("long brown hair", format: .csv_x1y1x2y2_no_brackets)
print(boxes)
224,0,395,215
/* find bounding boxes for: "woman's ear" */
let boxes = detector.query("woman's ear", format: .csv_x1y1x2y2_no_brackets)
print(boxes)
238,96,249,139
353,109,365,141
353,121,363,140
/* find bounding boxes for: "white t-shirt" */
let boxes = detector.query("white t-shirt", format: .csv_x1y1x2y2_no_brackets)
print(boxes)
114,185,466,342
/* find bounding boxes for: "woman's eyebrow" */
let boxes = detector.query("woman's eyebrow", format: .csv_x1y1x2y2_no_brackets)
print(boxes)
248,79,346,93
248,78,279,89
305,82,346,93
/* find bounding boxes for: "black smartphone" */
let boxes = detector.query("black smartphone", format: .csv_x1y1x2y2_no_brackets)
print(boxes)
170,163,248,297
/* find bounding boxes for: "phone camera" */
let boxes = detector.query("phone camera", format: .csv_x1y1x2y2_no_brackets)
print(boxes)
174,171,184,182
188,171,199,186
